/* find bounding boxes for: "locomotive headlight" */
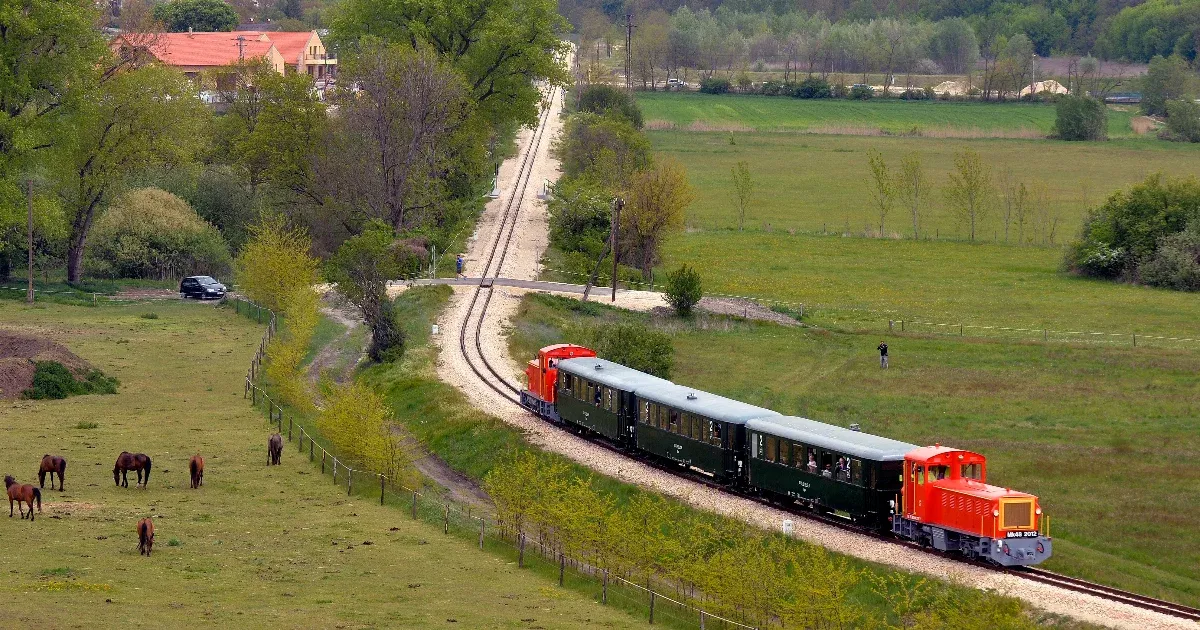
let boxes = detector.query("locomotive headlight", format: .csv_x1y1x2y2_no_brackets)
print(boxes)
992,509,1000,517
1035,507,1042,515
889,500,895,509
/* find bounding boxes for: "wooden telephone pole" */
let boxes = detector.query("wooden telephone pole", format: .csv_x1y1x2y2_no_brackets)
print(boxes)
610,198,622,302
26,179,33,303
624,13,634,92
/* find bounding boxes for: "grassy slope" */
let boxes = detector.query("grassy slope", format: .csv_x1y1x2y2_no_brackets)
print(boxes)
667,231,1200,336
649,129,1200,237
508,293,1200,608
639,92,1139,137
0,300,643,628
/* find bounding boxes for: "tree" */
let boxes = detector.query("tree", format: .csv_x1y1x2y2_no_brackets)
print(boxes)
234,215,321,313
866,149,893,237
944,148,993,242
928,17,977,74
731,161,753,231
319,381,410,483
326,222,424,362
152,0,239,32
664,264,702,317
622,158,694,281
1053,95,1108,140
57,64,209,282
583,322,674,378
1165,99,1200,142
578,85,643,129
329,0,570,128
87,188,230,279
555,112,651,190
280,0,302,20
333,42,469,233
1142,55,1195,117
894,152,931,239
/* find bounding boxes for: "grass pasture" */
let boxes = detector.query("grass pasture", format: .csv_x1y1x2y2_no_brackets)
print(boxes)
638,92,1140,138
508,293,1200,608
0,300,643,628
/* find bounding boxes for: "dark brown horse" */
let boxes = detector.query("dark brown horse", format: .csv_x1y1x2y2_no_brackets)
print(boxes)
267,432,283,466
39,455,67,491
137,518,155,556
113,452,152,488
189,454,204,489
5,475,41,521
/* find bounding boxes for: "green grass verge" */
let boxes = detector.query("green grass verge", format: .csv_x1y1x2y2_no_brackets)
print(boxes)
664,231,1200,337
0,299,646,628
639,91,1141,137
507,292,1200,608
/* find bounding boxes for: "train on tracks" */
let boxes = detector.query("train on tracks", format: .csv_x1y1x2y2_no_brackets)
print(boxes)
521,344,1052,567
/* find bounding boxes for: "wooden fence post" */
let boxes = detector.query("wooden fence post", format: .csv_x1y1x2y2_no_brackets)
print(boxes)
380,475,385,505
1132,333,1137,347
518,533,526,568
479,520,485,550
559,553,565,586
332,459,338,484
288,418,292,441
412,491,417,519
310,439,314,461
347,468,352,495
889,320,894,332
443,504,449,534
321,451,325,474
649,590,655,624
602,570,608,604
252,386,257,405
700,610,705,629
901,320,904,332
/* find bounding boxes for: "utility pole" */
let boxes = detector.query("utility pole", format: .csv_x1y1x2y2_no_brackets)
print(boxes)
611,198,623,302
624,13,634,92
26,178,33,304
236,35,247,61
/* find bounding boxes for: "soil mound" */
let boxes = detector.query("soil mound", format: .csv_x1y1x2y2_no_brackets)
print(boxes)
0,331,95,400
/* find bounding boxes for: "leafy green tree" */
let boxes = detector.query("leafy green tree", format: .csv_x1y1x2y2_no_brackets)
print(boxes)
280,0,303,20
731,160,753,231
329,0,570,128
1053,95,1108,141
867,149,894,236
87,188,230,279
1164,99,1200,142
578,84,643,129
547,179,611,257
664,264,702,317
943,148,993,242
152,0,239,32
621,158,693,280
1141,55,1196,116
583,321,673,378
555,112,652,190
895,152,931,239
58,64,209,282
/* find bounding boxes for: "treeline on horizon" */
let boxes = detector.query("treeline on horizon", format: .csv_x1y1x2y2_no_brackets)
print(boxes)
561,0,1200,63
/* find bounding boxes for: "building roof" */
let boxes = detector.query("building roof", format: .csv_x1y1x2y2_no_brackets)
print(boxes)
233,31,317,66
745,416,917,461
633,382,779,425
558,357,672,392
123,32,279,68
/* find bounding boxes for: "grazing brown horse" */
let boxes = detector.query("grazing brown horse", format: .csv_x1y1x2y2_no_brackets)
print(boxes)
39,455,67,491
113,452,152,488
5,475,41,521
267,432,283,466
188,454,204,489
137,518,155,556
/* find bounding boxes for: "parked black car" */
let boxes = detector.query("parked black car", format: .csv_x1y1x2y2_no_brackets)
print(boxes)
180,276,226,300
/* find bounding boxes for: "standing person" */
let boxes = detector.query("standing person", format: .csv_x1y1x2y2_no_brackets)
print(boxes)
878,341,889,369
456,254,465,279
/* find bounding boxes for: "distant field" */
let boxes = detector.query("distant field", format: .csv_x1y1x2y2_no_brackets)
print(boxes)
665,231,1200,338
638,92,1140,138
0,301,643,628
510,293,1200,608
649,130,1200,239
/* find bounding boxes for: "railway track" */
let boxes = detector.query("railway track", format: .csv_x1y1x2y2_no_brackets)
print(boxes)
452,84,1200,627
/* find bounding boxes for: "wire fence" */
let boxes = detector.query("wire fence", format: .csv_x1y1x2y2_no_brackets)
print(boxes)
536,266,1200,351
0,284,159,305
228,295,758,630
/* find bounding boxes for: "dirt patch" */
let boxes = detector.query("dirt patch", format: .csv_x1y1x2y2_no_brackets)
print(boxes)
694,297,800,327
112,288,181,301
0,331,96,399
308,293,367,389
1130,116,1161,135
413,455,493,508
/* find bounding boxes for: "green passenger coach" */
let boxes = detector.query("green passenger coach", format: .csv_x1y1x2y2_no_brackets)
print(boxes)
555,358,673,444
633,383,779,483
745,416,916,527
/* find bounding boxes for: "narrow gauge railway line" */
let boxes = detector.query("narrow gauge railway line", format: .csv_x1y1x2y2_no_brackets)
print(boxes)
453,87,1200,627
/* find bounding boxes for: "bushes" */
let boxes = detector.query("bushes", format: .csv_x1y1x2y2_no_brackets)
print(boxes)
580,321,673,379
318,380,410,485
664,264,702,317
849,84,874,100
1065,174,1200,290
1163,99,1200,143
578,85,643,129
1053,95,1108,141
793,77,831,99
547,179,611,258
86,188,231,280
23,361,118,400
699,78,731,94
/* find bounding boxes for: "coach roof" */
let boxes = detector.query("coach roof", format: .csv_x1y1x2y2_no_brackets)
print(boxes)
558,357,673,391
633,382,780,425
746,416,916,461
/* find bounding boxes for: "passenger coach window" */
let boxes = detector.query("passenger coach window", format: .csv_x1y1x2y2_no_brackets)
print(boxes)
779,441,790,466
765,437,777,462
851,459,863,485
961,463,981,480
669,409,680,433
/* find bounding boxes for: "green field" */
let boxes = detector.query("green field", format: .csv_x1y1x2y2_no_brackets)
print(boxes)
649,129,1200,239
666,232,1200,338
0,300,644,628
508,293,1200,608
638,92,1140,137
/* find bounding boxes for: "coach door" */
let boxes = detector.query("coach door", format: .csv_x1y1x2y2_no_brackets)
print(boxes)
904,460,925,520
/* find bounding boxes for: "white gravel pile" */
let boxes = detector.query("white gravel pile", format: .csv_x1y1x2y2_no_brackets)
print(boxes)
430,59,1192,630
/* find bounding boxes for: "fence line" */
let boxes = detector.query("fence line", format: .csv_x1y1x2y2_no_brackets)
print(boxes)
228,295,756,630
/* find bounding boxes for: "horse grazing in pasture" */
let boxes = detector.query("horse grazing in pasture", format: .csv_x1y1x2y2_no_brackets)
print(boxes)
39,455,67,491
137,518,155,556
189,455,204,489
113,452,152,488
5,475,41,521
267,432,283,466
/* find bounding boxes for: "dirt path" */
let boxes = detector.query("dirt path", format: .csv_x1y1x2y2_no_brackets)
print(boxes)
306,295,365,388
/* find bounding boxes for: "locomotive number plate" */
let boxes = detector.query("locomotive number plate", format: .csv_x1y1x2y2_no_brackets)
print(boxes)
1005,531,1040,538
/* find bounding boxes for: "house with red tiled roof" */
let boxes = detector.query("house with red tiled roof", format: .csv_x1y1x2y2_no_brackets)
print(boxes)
113,30,335,81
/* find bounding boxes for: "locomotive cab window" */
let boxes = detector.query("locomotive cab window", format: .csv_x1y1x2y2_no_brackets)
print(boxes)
927,465,949,482
916,465,924,485
961,463,981,480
